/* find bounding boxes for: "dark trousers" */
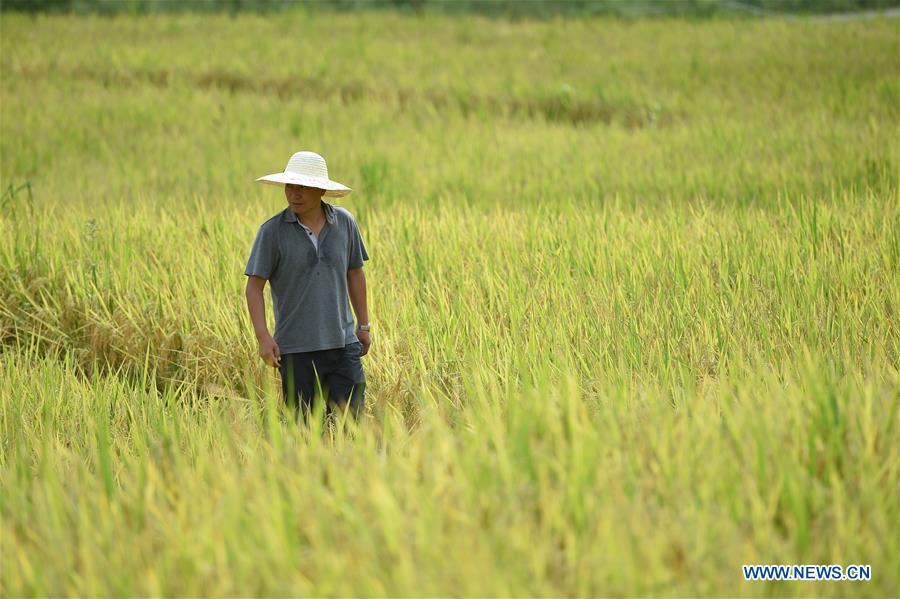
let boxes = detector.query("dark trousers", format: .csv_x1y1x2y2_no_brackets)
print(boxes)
278,340,366,425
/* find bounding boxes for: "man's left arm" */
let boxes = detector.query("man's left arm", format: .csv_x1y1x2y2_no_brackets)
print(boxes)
347,267,370,355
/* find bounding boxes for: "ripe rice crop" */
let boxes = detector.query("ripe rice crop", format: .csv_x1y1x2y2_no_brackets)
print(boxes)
1,10,897,597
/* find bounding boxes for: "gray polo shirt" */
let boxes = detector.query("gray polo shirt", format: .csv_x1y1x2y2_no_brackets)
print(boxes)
298,221,320,250
244,201,369,353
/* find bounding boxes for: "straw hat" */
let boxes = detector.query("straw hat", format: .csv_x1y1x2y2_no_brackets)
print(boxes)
256,151,352,198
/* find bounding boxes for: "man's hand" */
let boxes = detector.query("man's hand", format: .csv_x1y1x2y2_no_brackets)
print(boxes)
356,329,371,357
258,334,281,368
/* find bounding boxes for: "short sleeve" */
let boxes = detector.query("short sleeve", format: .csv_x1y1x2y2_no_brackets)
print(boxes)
244,223,279,279
347,213,369,270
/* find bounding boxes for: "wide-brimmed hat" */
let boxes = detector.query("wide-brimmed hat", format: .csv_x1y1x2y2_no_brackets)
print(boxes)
256,151,352,198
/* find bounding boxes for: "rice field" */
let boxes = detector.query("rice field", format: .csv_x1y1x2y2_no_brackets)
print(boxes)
1,9,898,597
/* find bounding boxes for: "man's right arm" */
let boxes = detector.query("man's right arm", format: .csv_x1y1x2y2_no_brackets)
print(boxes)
245,275,280,368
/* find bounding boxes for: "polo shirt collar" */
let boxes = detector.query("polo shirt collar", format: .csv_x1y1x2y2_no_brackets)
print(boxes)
282,201,336,225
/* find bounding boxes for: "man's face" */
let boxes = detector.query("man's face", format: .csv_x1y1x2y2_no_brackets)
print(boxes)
285,183,326,210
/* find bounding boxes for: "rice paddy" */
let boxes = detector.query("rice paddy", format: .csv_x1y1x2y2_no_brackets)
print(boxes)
1,9,897,597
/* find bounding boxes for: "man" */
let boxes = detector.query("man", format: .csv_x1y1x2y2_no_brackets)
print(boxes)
244,150,371,425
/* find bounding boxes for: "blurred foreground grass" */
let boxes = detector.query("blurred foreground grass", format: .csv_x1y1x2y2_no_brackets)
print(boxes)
2,344,896,596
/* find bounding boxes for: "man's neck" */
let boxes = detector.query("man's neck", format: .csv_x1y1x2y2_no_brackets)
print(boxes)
293,201,326,227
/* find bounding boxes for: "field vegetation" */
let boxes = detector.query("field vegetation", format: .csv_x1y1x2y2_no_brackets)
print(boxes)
1,9,897,597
